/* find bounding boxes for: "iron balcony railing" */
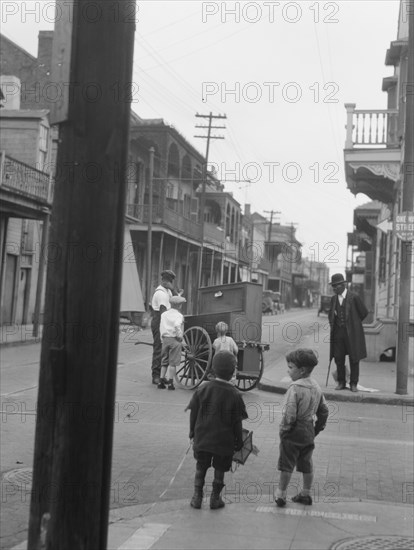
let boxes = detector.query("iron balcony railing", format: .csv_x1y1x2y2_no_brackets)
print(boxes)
126,202,202,239
126,202,241,256
0,152,52,203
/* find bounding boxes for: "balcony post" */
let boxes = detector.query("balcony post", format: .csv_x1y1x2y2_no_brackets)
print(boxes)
32,212,50,338
0,151,5,186
210,249,214,285
344,103,356,149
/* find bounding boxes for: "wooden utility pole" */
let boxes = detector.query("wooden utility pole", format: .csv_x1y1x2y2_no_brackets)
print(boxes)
194,112,226,312
396,2,414,394
264,210,281,242
146,147,154,309
287,222,299,308
27,1,135,547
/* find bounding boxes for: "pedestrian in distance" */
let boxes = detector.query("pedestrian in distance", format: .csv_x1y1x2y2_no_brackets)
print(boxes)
149,270,176,385
158,295,186,390
328,273,369,393
275,349,329,508
186,350,248,510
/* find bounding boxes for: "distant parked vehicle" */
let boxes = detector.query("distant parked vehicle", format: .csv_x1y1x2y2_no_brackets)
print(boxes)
262,290,282,314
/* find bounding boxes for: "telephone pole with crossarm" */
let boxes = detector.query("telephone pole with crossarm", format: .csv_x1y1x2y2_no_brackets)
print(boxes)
194,112,226,312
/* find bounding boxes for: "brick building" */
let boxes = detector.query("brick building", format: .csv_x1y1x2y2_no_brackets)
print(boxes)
0,32,55,327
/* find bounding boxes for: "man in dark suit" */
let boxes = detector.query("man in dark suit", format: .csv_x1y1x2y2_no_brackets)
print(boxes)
328,274,368,392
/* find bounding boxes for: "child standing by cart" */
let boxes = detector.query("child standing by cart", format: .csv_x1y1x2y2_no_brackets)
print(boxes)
207,321,239,381
158,295,186,390
186,350,248,509
275,349,329,507
213,321,239,356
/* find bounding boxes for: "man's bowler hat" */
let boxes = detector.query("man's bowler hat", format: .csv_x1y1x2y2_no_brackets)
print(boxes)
161,270,176,281
330,273,346,286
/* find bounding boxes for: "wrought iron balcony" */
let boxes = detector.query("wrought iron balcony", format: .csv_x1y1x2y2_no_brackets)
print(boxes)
163,206,202,239
126,201,202,239
0,152,52,203
0,152,53,218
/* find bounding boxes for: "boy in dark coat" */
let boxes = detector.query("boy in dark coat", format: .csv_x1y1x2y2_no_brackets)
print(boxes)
186,350,248,510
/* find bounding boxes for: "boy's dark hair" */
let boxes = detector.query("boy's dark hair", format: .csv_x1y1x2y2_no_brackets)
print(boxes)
286,349,318,372
212,350,236,380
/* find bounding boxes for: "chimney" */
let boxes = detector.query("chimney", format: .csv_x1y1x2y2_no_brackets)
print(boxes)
37,31,54,109
38,31,54,75
244,204,251,216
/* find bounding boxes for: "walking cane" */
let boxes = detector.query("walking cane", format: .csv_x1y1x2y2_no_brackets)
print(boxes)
325,359,332,387
135,340,189,350
134,341,154,346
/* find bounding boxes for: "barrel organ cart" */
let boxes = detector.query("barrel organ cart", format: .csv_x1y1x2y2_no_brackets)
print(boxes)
176,282,269,391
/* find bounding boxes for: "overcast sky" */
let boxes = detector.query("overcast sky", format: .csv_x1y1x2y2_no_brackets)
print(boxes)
1,0,401,274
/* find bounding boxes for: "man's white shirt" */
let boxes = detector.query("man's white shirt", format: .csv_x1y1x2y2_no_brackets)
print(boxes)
338,288,347,306
151,285,172,311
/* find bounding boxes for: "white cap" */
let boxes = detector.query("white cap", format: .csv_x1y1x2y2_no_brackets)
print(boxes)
170,295,186,305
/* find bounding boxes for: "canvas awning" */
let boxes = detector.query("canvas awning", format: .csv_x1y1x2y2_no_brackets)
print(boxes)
120,228,145,312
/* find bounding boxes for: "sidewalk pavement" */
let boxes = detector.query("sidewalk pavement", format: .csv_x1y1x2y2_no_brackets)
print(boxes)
258,325,414,407
11,498,414,549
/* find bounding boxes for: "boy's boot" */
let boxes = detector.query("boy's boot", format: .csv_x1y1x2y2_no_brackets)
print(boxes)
210,471,225,510
190,468,205,509
157,378,167,389
167,378,175,390
210,481,225,509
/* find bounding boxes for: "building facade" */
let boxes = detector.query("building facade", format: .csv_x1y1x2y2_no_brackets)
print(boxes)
124,115,244,314
292,258,330,308
0,32,58,329
1,30,332,325
343,1,413,360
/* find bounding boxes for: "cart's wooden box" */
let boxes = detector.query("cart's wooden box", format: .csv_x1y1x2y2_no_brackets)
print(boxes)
191,282,263,341
184,282,264,378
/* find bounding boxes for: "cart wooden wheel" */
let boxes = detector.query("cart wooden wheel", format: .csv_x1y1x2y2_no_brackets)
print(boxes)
176,326,213,389
235,349,264,392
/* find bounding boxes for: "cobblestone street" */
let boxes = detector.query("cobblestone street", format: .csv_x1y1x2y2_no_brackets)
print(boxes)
1,324,413,548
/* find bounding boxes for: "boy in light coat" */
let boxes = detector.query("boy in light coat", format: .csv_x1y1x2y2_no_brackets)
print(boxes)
275,349,329,507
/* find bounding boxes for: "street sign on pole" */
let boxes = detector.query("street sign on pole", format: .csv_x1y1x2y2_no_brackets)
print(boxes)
394,211,414,241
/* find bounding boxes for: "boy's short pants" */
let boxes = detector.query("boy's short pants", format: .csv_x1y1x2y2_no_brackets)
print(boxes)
161,337,182,367
278,422,315,474
193,450,233,472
